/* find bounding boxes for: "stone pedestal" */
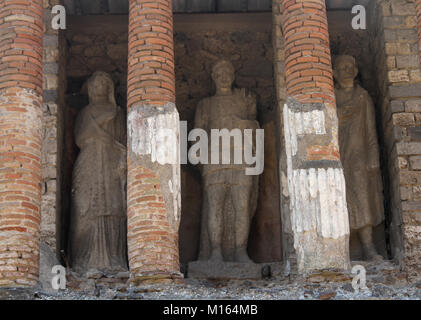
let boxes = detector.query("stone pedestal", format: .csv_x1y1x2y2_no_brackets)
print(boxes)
187,261,283,280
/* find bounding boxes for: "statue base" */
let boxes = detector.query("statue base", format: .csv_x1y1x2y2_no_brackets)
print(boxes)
187,260,283,280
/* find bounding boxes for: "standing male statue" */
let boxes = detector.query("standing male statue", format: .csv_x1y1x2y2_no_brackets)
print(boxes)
70,71,127,273
333,55,384,261
194,60,260,263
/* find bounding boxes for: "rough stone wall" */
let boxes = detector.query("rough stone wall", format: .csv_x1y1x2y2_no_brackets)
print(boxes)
41,0,65,257
370,0,421,281
65,16,128,108
0,0,44,287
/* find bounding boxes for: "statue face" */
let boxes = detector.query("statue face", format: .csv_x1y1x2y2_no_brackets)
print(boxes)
90,74,109,98
212,67,235,90
334,58,358,85
88,72,116,106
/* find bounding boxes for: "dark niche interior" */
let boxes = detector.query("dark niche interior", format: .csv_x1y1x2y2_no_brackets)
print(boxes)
60,13,282,269
58,8,393,269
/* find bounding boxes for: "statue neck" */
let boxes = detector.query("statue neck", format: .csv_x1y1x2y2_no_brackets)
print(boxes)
90,96,109,105
215,87,232,96
337,82,356,93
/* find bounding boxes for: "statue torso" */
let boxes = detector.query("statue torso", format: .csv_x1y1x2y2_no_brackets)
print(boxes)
335,85,371,169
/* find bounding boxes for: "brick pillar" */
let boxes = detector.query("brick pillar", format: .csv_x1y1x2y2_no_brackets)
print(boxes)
127,0,182,284
0,0,43,287
279,0,350,273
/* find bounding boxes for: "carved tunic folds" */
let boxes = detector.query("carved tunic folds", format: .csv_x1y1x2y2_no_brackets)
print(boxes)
335,85,384,230
70,99,127,273
194,88,259,185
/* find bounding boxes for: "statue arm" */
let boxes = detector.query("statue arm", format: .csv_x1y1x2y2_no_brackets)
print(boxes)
74,109,93,148
365,95,380,170
194,100,208,172
94,105,117,125
247,91,260,130
194,99,208,132
247,92,257,121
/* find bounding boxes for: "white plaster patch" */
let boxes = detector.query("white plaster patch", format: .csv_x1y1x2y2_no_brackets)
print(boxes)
287,108,326,138
171,164,181,222
128,107,180,165
283,103,350,242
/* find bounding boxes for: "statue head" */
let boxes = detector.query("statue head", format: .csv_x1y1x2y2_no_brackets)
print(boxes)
87,71,117,106
212,60,235,92
333,55,358,89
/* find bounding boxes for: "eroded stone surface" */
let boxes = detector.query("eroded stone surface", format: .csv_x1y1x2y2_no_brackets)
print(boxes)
194,60,260,264
70,71,128,274
334,55,385,262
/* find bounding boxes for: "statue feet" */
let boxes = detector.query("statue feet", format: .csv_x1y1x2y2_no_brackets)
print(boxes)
235,248,254,264
363,245,383,262
208,249,224,263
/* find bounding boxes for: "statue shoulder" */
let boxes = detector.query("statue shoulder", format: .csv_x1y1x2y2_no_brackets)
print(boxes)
76,104,91,123
197,97,211,112
356,85,373,101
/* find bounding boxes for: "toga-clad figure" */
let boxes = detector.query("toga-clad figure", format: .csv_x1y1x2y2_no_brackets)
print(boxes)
70,71,128,273
333,55,384,261
195,60,259,263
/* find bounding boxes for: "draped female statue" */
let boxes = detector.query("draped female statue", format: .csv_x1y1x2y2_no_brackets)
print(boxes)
70,71,128,273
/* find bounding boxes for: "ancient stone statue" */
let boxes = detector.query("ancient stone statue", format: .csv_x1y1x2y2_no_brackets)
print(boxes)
70,71,128,273
194,60,259,263
333,55,384,261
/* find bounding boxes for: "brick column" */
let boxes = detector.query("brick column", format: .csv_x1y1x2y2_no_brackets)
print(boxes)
0,0,43,286
127,0,182,284
279,0,350,273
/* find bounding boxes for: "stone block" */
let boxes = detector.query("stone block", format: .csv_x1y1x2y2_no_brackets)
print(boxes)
396,55,419,69
393,113,415,126
388,70,409,82
400,171,421,185
402,201,421,212
187,261,283,280
400,186,412,200
396,142,421,155
410,155,421,170
408,127,421,141
386,56,396,69
391,100,405,113
390,84,421,98
406,100,421,113
391,1,416,16
385,42,411,55
410,69,421,82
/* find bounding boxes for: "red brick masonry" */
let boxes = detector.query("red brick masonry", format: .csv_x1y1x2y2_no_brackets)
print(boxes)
0,0,43,287
281,0,340,162
127,0,181,283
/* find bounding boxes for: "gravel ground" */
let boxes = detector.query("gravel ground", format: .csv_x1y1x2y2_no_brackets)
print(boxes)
1,261,420,300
